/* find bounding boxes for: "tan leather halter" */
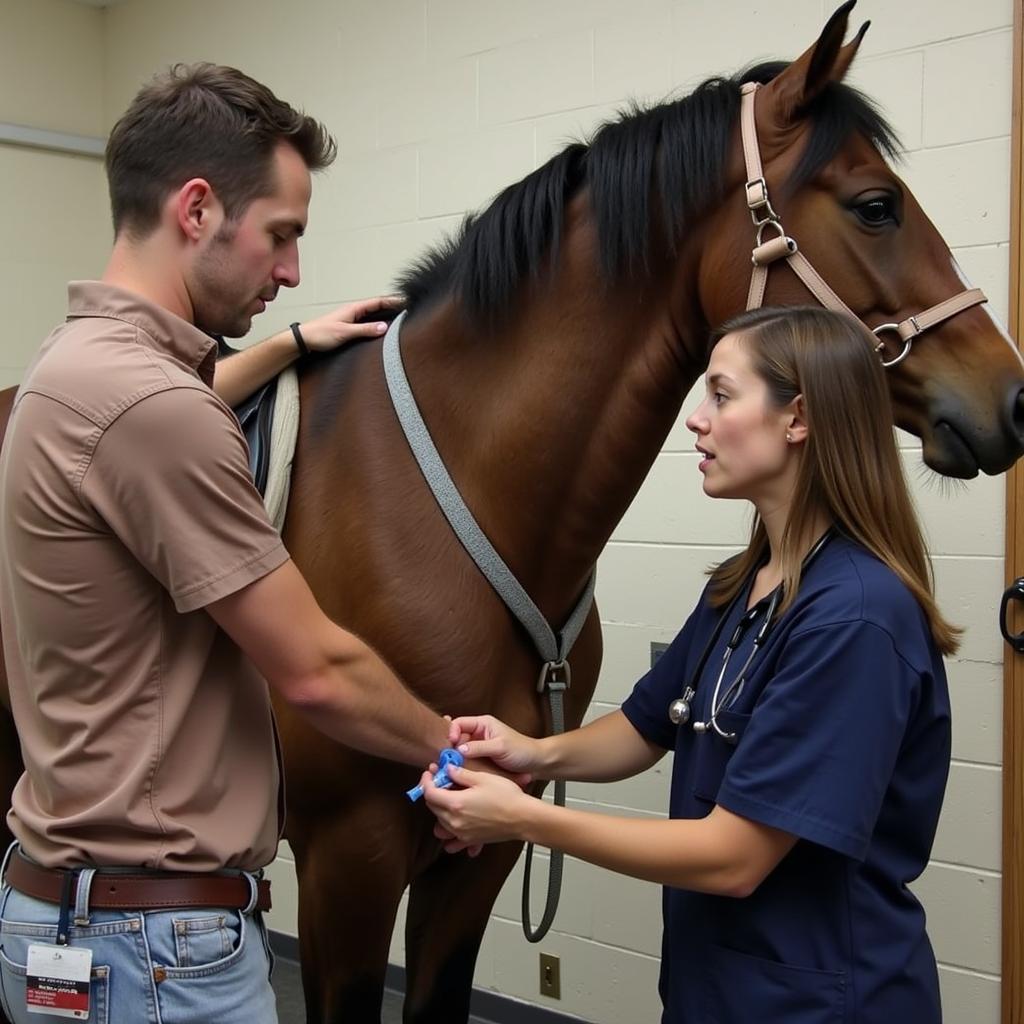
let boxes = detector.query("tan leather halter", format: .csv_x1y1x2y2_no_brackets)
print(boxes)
740,82,986,368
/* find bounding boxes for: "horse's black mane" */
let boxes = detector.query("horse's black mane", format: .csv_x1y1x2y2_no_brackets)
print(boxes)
397,62,900,325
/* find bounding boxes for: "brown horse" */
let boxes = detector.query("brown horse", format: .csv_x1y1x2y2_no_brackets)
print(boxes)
0,4,1022,1023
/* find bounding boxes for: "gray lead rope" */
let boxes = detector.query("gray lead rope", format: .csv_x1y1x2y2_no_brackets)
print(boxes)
520,661,568,942
383,314,595,664
383,311,595,942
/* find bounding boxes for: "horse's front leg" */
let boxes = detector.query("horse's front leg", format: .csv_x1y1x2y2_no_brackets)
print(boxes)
402,840,524,1024
289,804,413,1024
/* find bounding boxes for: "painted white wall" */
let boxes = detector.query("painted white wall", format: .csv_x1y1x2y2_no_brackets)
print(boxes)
6,0,1015,1020
0,0,111,389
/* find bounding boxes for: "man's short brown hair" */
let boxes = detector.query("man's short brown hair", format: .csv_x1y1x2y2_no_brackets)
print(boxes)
105,63,336,238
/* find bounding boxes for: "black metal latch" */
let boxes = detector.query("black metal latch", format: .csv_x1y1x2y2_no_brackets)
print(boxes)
999,577,1024,653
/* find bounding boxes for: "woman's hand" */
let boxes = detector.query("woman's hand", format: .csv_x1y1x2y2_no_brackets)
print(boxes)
422,764,536,846
446,715,543,776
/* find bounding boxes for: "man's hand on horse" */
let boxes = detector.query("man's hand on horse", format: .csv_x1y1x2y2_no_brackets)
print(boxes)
297,295,404,351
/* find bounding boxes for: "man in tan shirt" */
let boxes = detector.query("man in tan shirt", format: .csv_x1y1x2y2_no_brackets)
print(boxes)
0,64,451,1024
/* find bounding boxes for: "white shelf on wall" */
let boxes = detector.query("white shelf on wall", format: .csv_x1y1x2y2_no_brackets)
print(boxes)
0,122,104,158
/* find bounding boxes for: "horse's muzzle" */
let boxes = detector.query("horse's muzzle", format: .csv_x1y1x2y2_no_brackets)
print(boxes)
923,382,1024,478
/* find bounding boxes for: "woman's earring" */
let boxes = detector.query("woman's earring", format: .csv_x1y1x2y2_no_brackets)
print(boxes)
786,432,793,442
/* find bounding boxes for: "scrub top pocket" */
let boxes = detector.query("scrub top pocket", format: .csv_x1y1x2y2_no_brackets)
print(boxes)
702,944,846,1024
692,709,751,803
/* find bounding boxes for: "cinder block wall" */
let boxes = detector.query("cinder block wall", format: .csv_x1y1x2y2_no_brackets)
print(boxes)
0,0,110,389
5,1,1015,1020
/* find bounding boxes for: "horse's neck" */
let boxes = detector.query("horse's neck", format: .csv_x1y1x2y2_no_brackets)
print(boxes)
397,288,702,622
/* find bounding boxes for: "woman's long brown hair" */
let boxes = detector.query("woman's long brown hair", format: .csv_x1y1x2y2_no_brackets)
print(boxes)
706,306,961,656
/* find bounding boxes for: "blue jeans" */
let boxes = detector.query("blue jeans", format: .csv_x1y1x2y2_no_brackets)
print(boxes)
0,853,277,1024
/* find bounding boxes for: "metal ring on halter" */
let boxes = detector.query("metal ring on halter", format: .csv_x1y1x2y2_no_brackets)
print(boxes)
754,218,796,251
872,323,913,368
536,659,571,694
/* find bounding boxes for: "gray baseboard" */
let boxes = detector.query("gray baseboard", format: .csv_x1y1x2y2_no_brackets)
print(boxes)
269,930,586,1024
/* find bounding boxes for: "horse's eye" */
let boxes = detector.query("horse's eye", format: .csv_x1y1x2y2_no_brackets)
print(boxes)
852,194,898,227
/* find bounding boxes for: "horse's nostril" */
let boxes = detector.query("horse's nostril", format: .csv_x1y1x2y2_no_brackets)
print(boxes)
1013,388,1024,442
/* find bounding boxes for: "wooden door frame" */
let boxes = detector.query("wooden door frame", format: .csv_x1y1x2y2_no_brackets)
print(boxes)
1004,2,1024,1022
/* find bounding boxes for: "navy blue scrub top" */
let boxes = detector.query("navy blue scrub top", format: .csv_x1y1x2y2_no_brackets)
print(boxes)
621,534,950,1024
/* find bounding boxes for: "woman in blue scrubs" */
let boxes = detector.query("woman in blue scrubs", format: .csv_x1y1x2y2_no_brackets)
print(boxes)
422,306,958,1024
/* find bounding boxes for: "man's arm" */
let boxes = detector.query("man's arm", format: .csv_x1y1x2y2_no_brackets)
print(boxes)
207,559,449,767
214,296,403,407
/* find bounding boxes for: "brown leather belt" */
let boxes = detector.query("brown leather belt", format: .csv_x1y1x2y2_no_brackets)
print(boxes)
6,851,271,913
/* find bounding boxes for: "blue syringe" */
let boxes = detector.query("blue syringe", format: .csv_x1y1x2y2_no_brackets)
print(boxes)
406,748,465,802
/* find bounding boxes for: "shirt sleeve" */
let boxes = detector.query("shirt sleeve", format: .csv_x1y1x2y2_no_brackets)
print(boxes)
716,619,921,860
621,606,705,751
80,386,289,613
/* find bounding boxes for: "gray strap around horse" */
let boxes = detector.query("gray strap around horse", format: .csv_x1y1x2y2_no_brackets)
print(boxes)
383,310,595,943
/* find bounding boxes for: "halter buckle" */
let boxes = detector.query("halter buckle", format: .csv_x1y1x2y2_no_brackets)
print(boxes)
537,659,571,694
745,177,779,226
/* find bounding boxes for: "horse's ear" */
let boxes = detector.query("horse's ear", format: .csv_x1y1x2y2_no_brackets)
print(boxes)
828,19,870,83
765,1,869,127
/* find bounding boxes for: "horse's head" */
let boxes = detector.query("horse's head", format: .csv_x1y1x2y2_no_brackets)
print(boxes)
698,0,1024,478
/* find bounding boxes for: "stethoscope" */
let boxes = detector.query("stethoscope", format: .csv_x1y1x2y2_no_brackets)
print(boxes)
667,529,835,744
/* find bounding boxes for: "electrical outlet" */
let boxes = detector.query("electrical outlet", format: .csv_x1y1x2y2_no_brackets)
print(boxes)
539,953,561,999
651,641,669,668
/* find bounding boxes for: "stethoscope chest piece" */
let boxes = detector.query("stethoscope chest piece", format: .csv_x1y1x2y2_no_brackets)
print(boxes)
667,688,694,726
666,529,835,741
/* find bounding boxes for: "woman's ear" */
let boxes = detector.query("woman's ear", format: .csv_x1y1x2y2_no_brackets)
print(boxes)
786,395,809,445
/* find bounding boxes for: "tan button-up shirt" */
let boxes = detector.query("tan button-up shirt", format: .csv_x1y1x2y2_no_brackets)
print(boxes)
0,281,289,871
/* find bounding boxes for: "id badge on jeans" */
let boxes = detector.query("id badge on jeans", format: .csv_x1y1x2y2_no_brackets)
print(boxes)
25,943,92,1019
